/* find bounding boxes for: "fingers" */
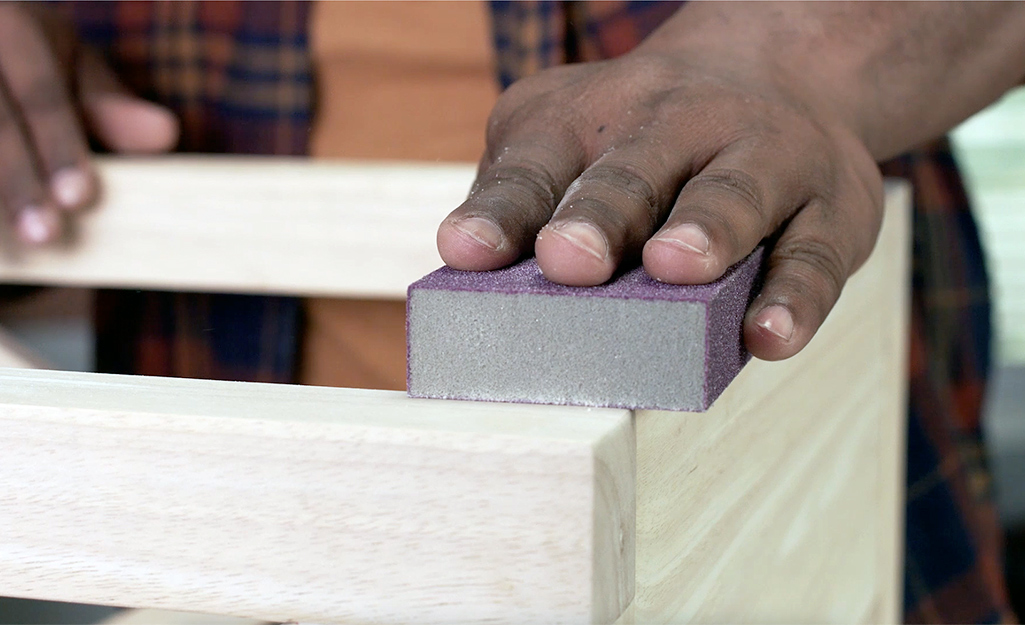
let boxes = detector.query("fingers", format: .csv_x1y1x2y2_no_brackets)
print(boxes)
436,54,888,365
535,143,688,285
438,129,588,272
77,48,179,154
641,135,882,361
0,3,178,249
643,141,816,285
0,92,60,244
0,7,95,215
744,180,882,360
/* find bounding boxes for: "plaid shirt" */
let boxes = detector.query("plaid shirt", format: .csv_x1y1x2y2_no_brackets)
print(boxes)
59,1,1011,622
61,0,311,383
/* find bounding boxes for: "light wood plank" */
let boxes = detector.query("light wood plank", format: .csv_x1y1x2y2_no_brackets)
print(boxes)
618,182,910,624
0,172,910,623
0,157,474,298
0,369,633,624
873,183,911,625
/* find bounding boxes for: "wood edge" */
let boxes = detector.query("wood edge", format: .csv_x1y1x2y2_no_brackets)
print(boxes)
95,154,478,173
876,178,912,623
591,412,636,623
0,368,631,445
98,608,264,625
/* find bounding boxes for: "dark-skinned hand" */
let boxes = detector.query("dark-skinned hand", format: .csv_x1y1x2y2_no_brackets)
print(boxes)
438,2,1025,362
0,3,178,246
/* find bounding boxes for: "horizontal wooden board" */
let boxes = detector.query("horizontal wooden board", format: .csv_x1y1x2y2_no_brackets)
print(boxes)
0,369,633,624
0,157,475,298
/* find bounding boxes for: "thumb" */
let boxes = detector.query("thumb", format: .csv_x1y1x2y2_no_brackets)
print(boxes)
77,48,180,154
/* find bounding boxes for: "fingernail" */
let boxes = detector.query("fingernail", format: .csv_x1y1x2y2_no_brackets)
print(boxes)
17,207,59,245
654,224,710,255
51,168,91,209
453,217,505,251
550,221,609,262
755,305,795,342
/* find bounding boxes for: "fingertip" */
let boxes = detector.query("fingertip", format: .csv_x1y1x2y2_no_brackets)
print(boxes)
642,224,719,284
535,221,614,286
16,206,61,246
86,94,180,154
437,216,517,271
50,167,98,211
744,304,801,361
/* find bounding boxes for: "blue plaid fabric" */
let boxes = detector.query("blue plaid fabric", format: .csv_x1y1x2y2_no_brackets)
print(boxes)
60,0,313,383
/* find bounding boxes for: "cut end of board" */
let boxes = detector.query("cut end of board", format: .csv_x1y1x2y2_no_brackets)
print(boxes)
407,252,762,412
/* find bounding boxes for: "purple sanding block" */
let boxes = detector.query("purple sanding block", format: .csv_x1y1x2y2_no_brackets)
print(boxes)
406,250,763,412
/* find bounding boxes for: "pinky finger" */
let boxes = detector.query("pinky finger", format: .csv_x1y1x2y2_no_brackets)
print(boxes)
743,198,878,361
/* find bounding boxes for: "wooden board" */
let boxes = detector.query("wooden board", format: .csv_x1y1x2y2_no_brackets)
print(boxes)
0,174,910,623
618,182,910,624
0,368,634,624
0,157,473,298
0,331,263,625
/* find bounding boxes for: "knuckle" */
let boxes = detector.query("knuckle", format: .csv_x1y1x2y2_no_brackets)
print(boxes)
616,54,680,90
485,82,551,147
477,163,559,207
686,167,767,221
772,237,850,301
574,163,661,225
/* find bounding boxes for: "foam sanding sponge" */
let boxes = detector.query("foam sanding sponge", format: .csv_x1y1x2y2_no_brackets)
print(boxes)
407,251,763,412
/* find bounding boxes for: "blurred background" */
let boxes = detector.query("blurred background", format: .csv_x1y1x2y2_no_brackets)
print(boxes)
953,86,1025,616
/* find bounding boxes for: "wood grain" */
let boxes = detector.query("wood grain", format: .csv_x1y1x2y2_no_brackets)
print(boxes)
618,182,910,624
0,368,634,624
0,157,473,298
0,328,266,625
0,176,910,623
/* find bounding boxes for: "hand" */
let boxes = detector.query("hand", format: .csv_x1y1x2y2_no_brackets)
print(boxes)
438,2,1025,362
0,3,179,246
437,51,882,363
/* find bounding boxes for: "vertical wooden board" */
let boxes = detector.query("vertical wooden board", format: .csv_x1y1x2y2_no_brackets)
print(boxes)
622,182,910,623
593,417,637,621
0,369,634,624
872,182,911,624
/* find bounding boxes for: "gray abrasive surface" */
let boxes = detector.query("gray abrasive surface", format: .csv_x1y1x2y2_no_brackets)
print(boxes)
407,251,763,412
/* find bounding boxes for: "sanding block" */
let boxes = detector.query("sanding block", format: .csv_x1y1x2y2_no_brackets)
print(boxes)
407,251,762,412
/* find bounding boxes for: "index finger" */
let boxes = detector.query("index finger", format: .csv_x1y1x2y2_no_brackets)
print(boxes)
437,124,587,271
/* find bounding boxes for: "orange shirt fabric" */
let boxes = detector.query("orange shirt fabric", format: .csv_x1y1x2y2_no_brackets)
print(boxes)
300,1,498,390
